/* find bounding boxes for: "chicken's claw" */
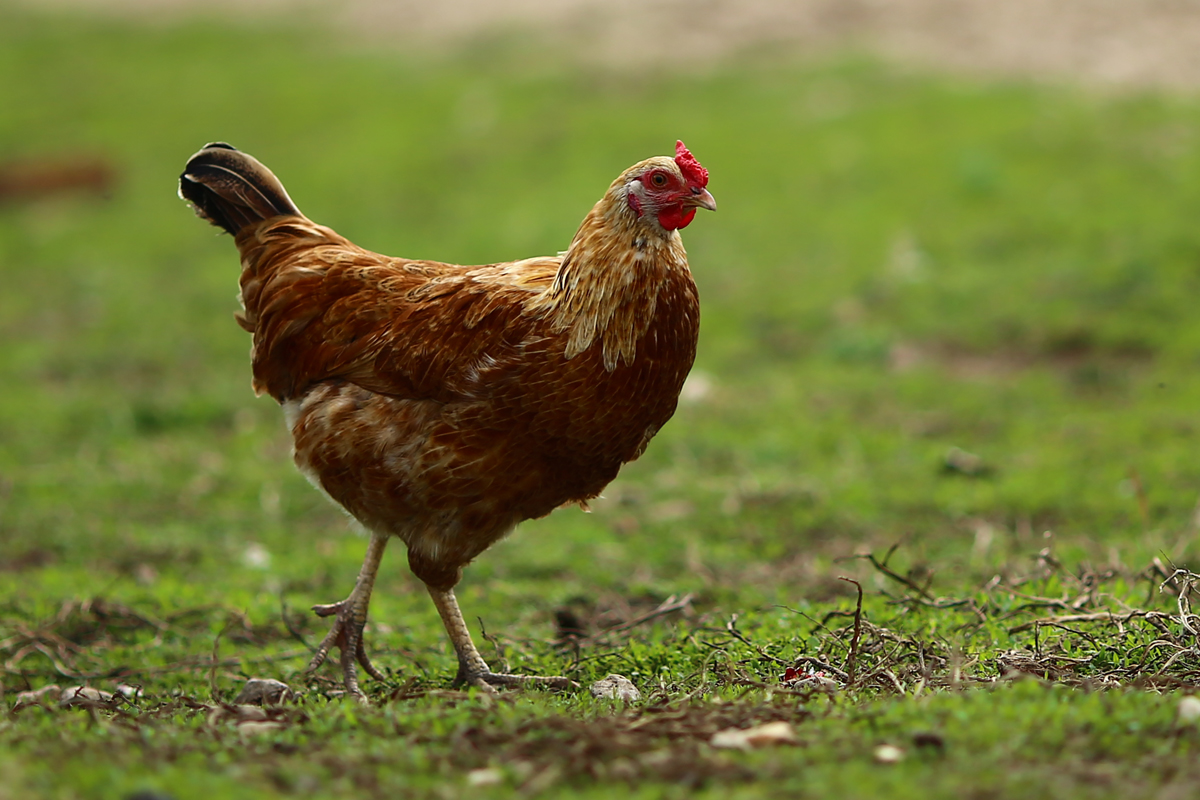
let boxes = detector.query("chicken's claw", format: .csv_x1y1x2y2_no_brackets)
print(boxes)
303,533,390,703
454,664,578,694
428,584,578,694
304,597,386,702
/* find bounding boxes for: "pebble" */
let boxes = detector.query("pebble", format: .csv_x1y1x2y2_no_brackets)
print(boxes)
710,721,797,750
234,678,292,706
13,685,61,707
59,686,114,708
589,674,641,703
237,720,286,737
873,744,905,764
466,768,503,787
1178,695,1200,723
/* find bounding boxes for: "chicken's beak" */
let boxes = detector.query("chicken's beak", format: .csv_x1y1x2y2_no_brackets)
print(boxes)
688,187,717,212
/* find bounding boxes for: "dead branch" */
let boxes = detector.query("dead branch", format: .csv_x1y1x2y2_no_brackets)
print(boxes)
838,577,864,687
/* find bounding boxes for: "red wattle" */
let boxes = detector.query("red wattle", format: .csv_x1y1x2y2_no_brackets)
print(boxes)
658,205,697,231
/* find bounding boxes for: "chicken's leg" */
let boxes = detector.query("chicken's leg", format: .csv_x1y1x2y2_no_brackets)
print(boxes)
427,585,575,693
305,532,389,702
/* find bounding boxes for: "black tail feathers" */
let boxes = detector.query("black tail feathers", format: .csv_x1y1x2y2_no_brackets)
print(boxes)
179,142,301,235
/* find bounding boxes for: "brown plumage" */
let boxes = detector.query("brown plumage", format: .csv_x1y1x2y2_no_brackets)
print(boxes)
179,140,714,700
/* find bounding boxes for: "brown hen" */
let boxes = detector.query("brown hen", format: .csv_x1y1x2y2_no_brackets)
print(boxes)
179,141,714,701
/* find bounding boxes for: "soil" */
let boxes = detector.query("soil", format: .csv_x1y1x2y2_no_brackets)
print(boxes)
23,0,1200,90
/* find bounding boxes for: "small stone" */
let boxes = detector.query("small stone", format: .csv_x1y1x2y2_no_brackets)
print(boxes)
116,684,143,700
1178,696,1200,723
59,686,114,708
234,678,292,706
710,729,747,750
13,685,61,708
233,705,269,721
590,674,641,703
466,768,503,787
237,720,286,736
133,563,159,586
242,542,271,569
207,704,273,726
873,744,905,764
943,447,988,476
711,721,797,750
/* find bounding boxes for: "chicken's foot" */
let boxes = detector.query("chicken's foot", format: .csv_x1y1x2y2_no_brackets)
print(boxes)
427,585,576,693
305,532,389,702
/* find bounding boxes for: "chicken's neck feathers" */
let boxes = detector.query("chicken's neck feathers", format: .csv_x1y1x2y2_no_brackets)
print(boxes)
535,189,690,371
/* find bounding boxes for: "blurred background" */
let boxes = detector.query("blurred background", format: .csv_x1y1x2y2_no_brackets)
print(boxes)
22,0,1200,87
4,0,1200,613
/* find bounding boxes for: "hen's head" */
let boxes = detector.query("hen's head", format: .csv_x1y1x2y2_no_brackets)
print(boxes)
618,141,716,234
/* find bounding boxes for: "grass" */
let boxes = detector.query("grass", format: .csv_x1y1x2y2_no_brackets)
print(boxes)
4,5,1200,798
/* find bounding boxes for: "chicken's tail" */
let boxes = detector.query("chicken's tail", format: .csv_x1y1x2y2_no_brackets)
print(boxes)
179,142,301,235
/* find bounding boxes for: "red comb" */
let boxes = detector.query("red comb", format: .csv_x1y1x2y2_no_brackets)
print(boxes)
675,140,709,188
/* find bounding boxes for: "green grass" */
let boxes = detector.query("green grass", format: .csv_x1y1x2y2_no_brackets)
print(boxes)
4,6,1200,799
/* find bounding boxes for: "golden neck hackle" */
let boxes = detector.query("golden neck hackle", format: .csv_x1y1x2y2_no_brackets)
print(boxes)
536,169,690,372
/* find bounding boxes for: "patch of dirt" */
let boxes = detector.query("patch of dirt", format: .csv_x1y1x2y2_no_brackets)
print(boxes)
888,337,1156,383
0,548,57,573
20,0,1200,89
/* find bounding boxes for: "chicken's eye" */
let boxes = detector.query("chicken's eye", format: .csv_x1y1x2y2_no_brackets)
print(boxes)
649,172,668,188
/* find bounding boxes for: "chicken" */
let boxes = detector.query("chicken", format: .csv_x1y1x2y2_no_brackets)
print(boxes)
178,140,715,701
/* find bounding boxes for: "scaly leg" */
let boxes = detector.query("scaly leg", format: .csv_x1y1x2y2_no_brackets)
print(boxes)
427,584,576,693
305,532,389,702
